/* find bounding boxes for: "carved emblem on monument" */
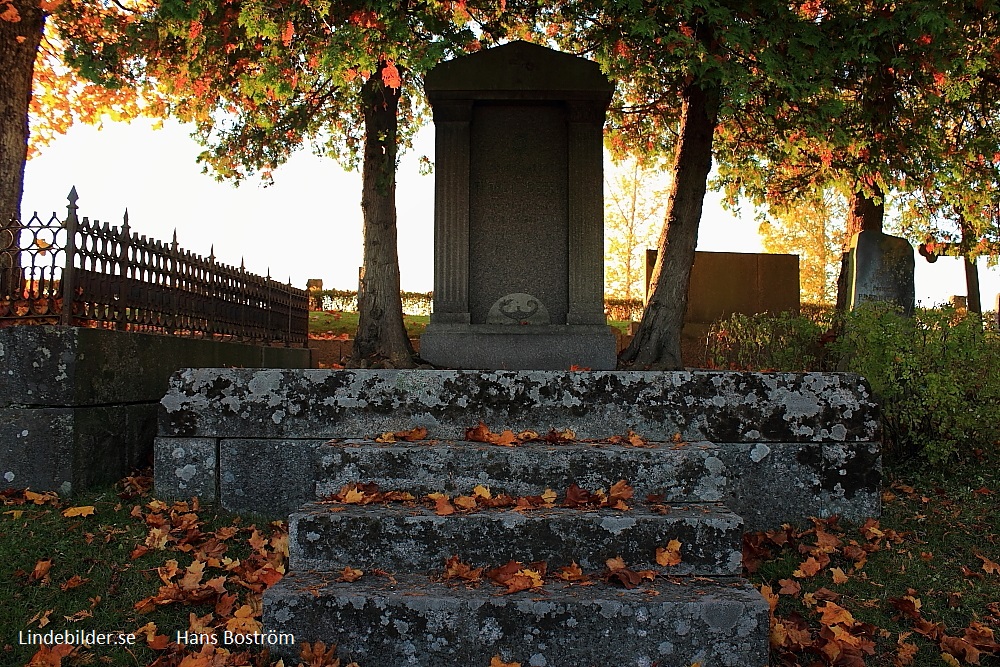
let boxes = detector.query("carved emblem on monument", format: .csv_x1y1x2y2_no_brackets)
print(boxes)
486,293,550,325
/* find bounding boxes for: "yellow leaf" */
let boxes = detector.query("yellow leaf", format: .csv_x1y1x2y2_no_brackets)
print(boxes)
541,489,557,505
62,506,95,518
941,653,961,667
342,487,366,504
473,485,492,499
830,567,849,584
453,495,478,511
656,539,683,566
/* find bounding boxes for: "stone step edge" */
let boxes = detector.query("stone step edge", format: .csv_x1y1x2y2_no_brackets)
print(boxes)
287,499,744,575
262,570,770,666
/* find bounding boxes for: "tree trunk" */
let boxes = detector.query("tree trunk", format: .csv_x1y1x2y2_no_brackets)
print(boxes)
618,79,720,370
959,217,982,314
835,184,885,311
350,63,415,367
0,1,45,297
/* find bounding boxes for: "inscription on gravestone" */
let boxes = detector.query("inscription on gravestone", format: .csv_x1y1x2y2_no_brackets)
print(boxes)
846,230,915,315
419,41,617,370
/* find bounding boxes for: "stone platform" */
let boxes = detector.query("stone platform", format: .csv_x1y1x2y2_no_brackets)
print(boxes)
155,369,881,530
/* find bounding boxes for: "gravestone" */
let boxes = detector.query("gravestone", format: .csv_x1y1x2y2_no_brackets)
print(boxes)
419,41,617,370
846,230,915,315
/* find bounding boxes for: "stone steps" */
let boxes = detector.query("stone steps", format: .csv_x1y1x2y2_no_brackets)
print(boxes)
288,501,744,576
314,439,730,502
153,368,880,665
263,571,769,667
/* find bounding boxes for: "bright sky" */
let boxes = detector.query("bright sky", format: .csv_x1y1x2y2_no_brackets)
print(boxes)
20,117,1000,310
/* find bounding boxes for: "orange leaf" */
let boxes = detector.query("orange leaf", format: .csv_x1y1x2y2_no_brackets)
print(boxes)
793,556,822,578
25,644,74,667
830,567,849,584
490,657,521,667
1,3,21,22
442,555,483,582
778,578,801,595
30,558,53,583
336,567,363,583
655,539,682,566
281,20,294,46
433,495,456,516
60,574,89,591
61,505,95,518
381,61,401,90
977,553,1000,575
553,562,586,582
818,601,856,627
453,495,478,511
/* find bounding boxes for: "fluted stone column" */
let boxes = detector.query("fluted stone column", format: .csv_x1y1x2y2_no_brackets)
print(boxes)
567,101,608,325
430,100,472,324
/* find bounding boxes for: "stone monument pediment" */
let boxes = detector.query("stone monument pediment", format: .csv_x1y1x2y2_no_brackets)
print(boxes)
424,40,615,97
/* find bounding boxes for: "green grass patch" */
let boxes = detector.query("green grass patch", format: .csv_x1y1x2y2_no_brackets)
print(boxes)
309,311,631,339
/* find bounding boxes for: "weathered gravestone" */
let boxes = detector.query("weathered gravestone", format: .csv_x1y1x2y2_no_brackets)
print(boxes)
846,230,915,315
419,41,617,370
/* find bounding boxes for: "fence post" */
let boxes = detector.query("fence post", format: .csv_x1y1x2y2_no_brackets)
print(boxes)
116,210,130,330
60,187,79,326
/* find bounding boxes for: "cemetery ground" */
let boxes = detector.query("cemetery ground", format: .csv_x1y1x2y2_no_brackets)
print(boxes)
307,311,634,339
1,457,997,667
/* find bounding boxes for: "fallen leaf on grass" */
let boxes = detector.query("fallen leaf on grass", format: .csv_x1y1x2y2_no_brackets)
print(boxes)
793,556,822,578
29,558,52,584
59,574,89,591
778,578,801,595
26,643,75,667
61,505,95,518
977,553,1000,575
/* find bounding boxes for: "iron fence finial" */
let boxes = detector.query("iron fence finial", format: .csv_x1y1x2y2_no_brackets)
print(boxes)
68,186,79,206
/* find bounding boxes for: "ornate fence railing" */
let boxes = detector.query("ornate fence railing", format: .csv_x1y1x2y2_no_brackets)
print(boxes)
0,188,308,345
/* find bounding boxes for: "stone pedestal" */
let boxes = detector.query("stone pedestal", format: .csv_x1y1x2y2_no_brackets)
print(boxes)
420,41,616,369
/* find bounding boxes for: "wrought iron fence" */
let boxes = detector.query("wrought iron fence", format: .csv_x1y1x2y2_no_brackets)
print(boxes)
0,188,308,345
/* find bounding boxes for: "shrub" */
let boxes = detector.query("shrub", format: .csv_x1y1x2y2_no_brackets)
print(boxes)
706,311,828,372
831,304,1000,464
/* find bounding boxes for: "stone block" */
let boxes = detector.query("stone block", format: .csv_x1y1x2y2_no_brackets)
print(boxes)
263,572,769,667
1,404,154,495
159,369,878,442
289,502,743,576
419,326,617,370
218,439,319,513
0,325,309,408
153,437,217,502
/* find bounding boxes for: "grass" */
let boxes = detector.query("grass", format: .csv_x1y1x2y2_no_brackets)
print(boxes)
2,460,996,666
308,311,632,338
0,478,285,667
744,458,1000,666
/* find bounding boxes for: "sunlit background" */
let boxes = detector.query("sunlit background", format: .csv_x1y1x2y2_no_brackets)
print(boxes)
21,118,999,309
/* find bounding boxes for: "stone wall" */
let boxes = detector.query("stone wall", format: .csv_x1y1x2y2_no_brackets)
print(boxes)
0,326,310,493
